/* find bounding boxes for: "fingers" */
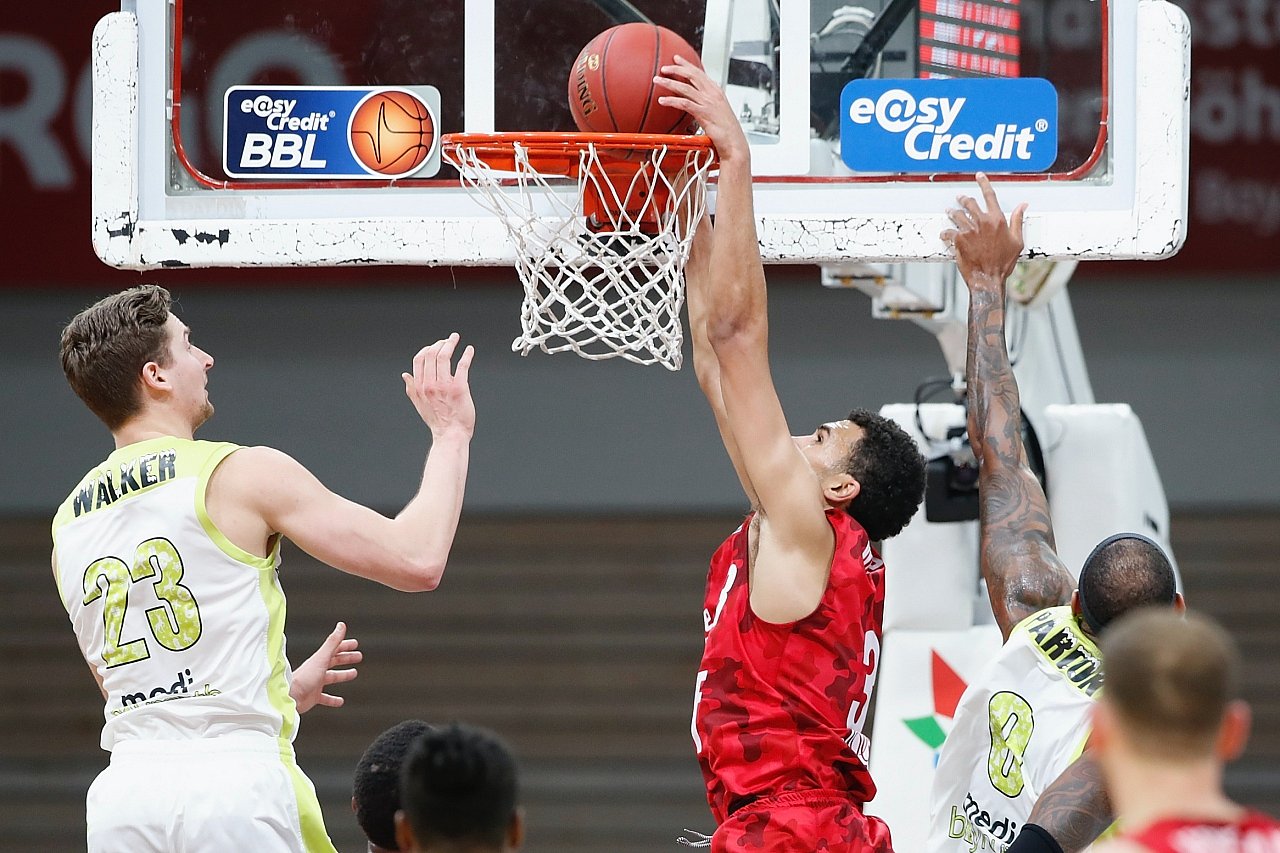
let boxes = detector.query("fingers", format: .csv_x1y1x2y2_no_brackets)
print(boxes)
454,345,475,384
316,621,347,655
946,207,975,231
323,667,359,685
653,73,698,99
658,55,705,82
940,228,958,247
976,172,1002,217
412,345,432,386
435,332,460,381
958,193,985,222
407,335,473,393
314,693,345,708
1010,202,1028,242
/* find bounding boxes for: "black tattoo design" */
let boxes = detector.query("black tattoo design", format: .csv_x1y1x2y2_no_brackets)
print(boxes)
966,287,1075,639
1026,753,1114,852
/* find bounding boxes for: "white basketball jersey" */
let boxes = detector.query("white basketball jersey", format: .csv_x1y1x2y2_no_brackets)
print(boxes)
52,438,297,751
927,607,1102,852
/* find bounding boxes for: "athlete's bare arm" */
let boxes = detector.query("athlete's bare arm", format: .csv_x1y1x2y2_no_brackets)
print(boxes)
685,214,760,507
206,334,475,592
945,175,1074,641
1023,752,1114,851
657,57,834,622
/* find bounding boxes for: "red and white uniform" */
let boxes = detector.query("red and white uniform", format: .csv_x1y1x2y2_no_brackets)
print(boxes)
1120,812,1280,852
691,510,892,852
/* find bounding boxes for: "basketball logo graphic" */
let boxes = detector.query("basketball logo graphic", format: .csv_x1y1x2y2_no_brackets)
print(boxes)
348,89,437,177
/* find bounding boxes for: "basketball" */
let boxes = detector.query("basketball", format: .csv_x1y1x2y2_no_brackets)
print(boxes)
349,90,435,177
568,23,703,135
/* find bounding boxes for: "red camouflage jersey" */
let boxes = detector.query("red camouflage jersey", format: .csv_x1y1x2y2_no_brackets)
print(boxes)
1122,812,1280,852
692,509,885,823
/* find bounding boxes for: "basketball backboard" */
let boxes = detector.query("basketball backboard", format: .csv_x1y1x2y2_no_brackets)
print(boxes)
92,0,1189,269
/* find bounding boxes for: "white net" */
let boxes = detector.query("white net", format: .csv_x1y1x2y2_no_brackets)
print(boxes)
444,137,715,370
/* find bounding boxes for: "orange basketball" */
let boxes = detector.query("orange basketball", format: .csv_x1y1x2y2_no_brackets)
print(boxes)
568,23,702,135
349,90,435,177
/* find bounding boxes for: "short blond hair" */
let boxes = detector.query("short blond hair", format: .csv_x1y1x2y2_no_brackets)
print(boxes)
1101,609,1240,759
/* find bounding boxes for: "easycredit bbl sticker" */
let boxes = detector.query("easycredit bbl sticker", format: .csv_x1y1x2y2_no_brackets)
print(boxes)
840,78,1057,173
223,86,441,179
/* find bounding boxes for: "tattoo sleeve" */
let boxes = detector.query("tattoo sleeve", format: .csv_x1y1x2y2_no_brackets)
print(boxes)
1026,753,1114,852
965,283,1075,640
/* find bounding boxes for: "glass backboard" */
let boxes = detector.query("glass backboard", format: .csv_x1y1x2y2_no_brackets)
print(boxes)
91,0,1189,268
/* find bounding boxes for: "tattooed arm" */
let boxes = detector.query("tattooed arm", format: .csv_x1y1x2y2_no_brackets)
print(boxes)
1019,753,1114,852
944,174,1075,642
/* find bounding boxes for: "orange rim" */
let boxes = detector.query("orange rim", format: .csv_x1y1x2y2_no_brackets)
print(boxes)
442,132,716,175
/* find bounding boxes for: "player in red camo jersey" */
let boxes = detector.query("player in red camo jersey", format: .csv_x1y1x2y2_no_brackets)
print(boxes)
657,57,926,851
1092,610,1280,853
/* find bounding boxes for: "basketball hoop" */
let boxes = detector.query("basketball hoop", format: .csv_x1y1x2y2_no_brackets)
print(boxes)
442,132,716,370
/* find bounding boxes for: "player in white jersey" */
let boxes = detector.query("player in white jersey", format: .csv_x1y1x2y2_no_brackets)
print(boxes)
927,177,1183,853
54,285,475,853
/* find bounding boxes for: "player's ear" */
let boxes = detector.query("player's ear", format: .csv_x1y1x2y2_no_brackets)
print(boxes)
394,810,416,852
1173,592,1186,613
507,806,526,850
1217,700,1252,761
1070,590,1082,619
139,358,167,393
350,796,358,814
1089,701,1113,753
824,472,860,506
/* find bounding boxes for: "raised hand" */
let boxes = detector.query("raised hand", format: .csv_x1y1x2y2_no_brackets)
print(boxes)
942,173,1028,291
403,333,476,440
654,55,749,163
290,621,362,713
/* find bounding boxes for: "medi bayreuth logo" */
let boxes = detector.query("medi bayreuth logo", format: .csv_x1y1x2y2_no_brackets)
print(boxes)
840,78,1058,174
223,85,441,179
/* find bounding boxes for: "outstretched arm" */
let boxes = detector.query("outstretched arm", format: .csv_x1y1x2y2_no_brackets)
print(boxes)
685,214,759,507
657,58,834,617
208,335,475,592
1013,752,1114,852
945,176,1074,641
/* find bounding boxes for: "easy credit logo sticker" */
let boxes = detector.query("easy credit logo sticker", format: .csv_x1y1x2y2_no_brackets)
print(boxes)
840,78,1057,173
223,86,441,179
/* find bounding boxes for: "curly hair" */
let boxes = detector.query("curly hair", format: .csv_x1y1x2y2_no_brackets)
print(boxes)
842,409,927,541
59,285,173,429
353,719,432,850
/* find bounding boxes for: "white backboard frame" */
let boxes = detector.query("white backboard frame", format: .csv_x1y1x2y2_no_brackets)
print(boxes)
92,0,1190,269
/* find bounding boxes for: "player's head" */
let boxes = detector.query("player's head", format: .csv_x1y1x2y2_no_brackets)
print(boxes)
395,723,524,853
1071,533,1182,636
353,720,432,852
1093,609,1250,770
793,408,926,541
59,285,214,432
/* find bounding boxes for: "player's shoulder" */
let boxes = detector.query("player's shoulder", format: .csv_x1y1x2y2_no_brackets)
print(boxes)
204,444,307,495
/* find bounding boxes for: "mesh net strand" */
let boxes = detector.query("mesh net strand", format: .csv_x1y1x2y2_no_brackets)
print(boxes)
444,136,715,370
